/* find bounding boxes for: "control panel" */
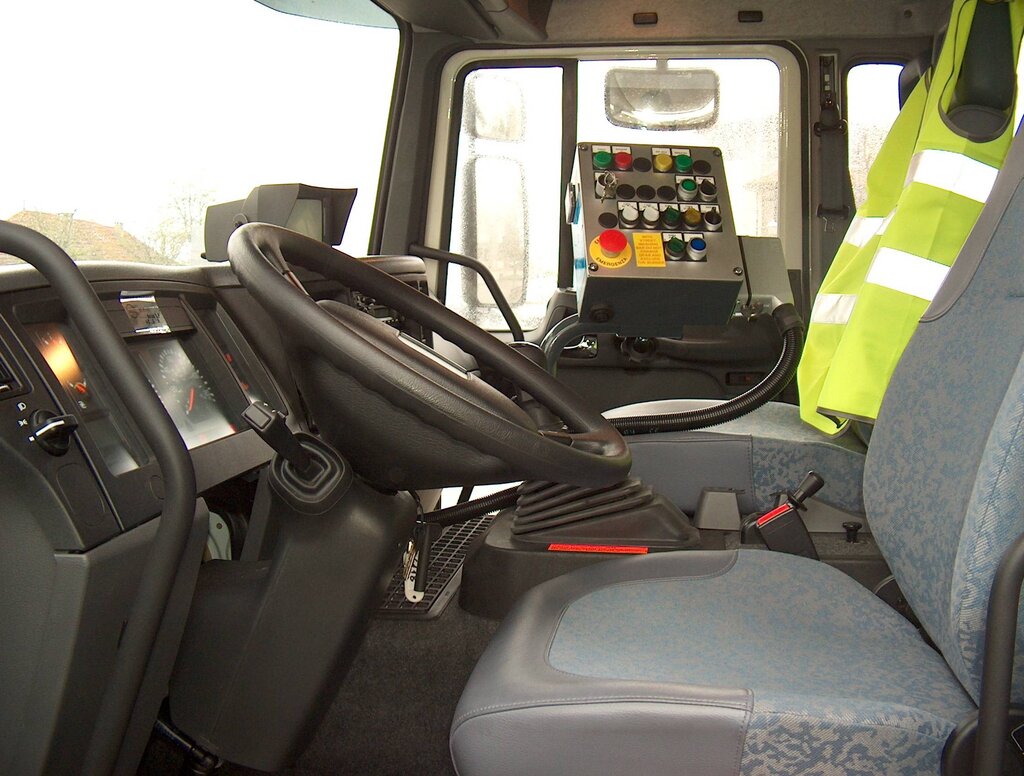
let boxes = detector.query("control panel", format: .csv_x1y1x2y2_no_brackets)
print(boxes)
567,143,744,337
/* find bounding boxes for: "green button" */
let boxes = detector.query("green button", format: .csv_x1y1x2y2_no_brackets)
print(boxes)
674,154,693,173
593,151,613,170
662,207,681,227
681,179,697,192
667,237,685,256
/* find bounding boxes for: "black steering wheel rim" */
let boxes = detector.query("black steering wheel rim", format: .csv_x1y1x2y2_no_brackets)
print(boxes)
228,223,630,490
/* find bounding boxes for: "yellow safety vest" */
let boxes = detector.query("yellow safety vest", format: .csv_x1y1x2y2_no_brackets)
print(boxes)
798,78,929,434
804,0,1023,431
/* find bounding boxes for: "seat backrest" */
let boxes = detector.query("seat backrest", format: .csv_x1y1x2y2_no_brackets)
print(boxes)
865,127,1024,705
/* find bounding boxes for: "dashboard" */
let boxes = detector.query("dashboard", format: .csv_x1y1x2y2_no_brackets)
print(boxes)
0,262,301,551
0,255,438,553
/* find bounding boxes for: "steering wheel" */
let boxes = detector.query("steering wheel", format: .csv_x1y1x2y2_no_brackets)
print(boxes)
227,223,631,491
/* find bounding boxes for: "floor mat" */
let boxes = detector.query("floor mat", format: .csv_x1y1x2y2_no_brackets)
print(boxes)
139,604,500,776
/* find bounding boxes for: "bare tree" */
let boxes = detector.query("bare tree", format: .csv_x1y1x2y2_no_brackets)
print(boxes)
148,185,213,263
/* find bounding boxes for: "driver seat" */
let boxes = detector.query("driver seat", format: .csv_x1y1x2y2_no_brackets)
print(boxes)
450,133,1024,774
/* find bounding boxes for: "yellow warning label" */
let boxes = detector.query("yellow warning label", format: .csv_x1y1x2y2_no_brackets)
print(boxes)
588,236,632,269
632,233,666,267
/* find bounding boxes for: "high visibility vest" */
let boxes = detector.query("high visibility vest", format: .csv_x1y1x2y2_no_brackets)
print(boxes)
804,0,1023,431
797,79,929,434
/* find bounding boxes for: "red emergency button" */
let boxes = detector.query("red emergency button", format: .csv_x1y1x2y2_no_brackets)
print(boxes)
613,151,633,171
598,229,627,257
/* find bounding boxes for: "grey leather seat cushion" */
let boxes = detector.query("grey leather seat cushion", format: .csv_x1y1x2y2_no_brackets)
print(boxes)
451,550,974,776
605,401,867,514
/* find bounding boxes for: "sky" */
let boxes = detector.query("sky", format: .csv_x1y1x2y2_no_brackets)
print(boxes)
1,0,399,257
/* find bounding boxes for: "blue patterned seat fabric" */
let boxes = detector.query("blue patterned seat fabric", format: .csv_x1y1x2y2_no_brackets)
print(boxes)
607,401,867,515
547,550,975,775
864,155,1024,705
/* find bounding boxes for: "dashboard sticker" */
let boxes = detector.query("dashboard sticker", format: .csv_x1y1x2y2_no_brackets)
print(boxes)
632,233,666,267
120,294,170,335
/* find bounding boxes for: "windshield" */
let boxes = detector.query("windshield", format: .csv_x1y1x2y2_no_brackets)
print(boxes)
1,0,399,265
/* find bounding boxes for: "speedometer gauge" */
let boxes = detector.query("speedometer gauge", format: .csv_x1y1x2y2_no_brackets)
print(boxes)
133,337,237,450
156,344,219,420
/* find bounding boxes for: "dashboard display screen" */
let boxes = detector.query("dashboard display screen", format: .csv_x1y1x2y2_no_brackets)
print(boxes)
131,337,237,450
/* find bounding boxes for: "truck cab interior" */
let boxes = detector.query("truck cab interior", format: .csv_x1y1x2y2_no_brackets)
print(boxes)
3,1,1024,774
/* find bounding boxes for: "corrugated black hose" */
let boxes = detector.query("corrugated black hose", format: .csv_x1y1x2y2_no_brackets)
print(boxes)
425,486,521,527
423,304,805,526
611,303,804,435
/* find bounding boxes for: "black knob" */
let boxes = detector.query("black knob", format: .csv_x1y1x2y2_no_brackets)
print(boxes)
28,409,79,456
791,471,825,505
843,521,863,544
698,180,718,201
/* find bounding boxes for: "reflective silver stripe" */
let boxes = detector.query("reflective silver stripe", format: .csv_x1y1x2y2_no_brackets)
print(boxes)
810,293,857,324
904,149,999,203
843,216,883,248
865,248,950,301
877,209,896,236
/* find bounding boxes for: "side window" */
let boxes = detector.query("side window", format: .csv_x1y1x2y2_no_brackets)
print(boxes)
448,67,563,331
577,59,782,238
846,64,903,208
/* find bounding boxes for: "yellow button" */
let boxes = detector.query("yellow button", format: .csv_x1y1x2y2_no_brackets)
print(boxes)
654,153,673,173
683,207,703,228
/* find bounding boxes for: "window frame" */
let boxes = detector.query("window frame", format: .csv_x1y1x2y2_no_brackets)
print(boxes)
436,58,576,308
368,18,411,256
842,57,909,211
425,44,805,325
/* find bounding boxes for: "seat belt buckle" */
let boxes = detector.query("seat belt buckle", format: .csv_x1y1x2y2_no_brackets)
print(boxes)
754,503,819,559
743,471,824,560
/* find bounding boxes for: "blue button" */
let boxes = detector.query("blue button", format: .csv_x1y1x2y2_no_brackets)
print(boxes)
691,238,707,250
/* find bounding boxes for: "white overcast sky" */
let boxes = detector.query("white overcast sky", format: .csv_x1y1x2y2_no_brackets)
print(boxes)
1,0,399,256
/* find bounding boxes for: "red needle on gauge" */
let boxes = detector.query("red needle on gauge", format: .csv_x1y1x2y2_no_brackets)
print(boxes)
187,386,195,414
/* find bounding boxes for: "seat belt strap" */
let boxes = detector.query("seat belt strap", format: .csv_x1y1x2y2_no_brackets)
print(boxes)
815,53,853,275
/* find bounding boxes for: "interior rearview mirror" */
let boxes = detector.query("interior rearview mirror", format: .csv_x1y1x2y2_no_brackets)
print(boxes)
605,65,720,130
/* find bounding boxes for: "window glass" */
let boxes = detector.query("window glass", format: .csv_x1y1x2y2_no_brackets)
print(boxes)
578,59,781,238
0,0,398,265
448,67,563,331
846,64,903,209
